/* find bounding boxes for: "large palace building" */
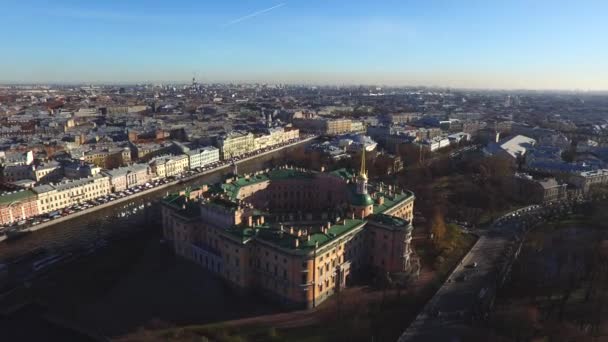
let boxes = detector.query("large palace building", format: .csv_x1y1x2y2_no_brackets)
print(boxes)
161,152,415,308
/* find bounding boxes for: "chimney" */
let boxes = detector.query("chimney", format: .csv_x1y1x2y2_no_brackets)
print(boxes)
327,222,331,229
307,235,311,241
247,216,253,227
377,196,384,205
294,239,299,248
289,227,294,234
259,216,264,224
297,229,302,237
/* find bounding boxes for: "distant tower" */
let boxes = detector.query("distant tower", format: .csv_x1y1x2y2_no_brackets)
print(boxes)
191,75,199,92
350,147,374,219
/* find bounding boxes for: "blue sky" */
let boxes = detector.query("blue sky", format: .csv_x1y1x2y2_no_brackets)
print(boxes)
1,0,607,89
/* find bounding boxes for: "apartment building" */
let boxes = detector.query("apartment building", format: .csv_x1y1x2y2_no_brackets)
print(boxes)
101,163,152,192
150,155,189,179
217,131,255,159
33,175,111,214
0,189,39,224
83,147,131,169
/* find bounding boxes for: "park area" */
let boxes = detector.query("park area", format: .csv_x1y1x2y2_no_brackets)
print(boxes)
486,199,608,341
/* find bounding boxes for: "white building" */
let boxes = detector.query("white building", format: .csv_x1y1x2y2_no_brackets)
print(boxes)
186,146,220,169
199,146,220,167
484,135,536,160
447,132,471,145
101,163,152,192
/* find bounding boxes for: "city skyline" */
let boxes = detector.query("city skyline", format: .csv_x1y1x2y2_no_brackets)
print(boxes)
2,0,608,90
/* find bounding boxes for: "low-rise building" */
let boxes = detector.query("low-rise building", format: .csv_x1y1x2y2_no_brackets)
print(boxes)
0,189,39,224
166,154,189,177
514,173,567,203
569,169,608,193
82,147,132,169
199,146,220,167
447,132,471,145
150,154,189,178
2,164,34,183
64,162,101,179
217,131,255,160
33,175,111,214
418,136,451,152
102,164,152,192
32,161,63,183
294,118,357,136
483,135,536,161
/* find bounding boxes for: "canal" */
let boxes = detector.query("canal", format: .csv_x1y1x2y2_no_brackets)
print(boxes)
0,143,304,262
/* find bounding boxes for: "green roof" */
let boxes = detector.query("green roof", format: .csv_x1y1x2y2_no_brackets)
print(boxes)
224,226,261,242
330,168,354,180
219,169,316,201
0,189,36,205
349,183,374,206
161,194,200,219
373,190,414,214
236,219,366,252
369,213,411,228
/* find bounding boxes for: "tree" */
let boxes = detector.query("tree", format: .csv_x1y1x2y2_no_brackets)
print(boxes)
430,211,447,251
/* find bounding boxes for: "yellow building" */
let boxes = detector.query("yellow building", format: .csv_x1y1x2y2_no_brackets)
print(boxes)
83,147,131,169
217,131,255,160
162,153,415,309
149,154,189,179
33,175,111,214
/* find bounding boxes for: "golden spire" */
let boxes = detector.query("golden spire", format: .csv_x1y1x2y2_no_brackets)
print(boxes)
359,147,368,180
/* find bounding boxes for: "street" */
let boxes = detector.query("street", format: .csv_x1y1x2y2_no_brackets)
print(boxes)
398,200,581,341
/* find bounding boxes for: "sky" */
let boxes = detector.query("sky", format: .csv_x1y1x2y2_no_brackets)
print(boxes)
1,0,608,89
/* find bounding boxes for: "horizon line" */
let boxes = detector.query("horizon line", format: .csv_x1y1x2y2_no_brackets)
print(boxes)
1,80,607,93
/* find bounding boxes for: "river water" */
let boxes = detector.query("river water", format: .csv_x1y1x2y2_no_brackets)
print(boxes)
0,145,300,262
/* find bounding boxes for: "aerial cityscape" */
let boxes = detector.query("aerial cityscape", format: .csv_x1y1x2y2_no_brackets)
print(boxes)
1,1,608,342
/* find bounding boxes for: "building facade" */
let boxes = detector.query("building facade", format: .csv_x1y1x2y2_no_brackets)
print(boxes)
161,153,415,309
102,163,152,192
33,175,111,214
0,189,39,224
217,131,255,160
569,169,608,194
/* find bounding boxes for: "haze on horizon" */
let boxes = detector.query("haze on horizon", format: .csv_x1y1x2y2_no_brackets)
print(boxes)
2,0,607,90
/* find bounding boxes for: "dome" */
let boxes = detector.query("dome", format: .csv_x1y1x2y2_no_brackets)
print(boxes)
350,192,374,206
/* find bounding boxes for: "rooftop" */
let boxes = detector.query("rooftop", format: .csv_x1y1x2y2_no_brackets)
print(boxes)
162,194,201,219
368,213,410,228
220,168,316,200
248,219,366,251
0,189,37,205
373,190,414,214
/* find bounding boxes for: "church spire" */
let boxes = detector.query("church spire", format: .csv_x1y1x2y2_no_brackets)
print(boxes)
359,147,368,180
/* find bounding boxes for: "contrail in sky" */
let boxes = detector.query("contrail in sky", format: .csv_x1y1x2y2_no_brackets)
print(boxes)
225,3,285,26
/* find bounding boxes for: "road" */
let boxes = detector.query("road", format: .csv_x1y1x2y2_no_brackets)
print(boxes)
398,202,568,341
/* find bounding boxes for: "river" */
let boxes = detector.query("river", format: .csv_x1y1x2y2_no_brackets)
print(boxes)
0,143,303,262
